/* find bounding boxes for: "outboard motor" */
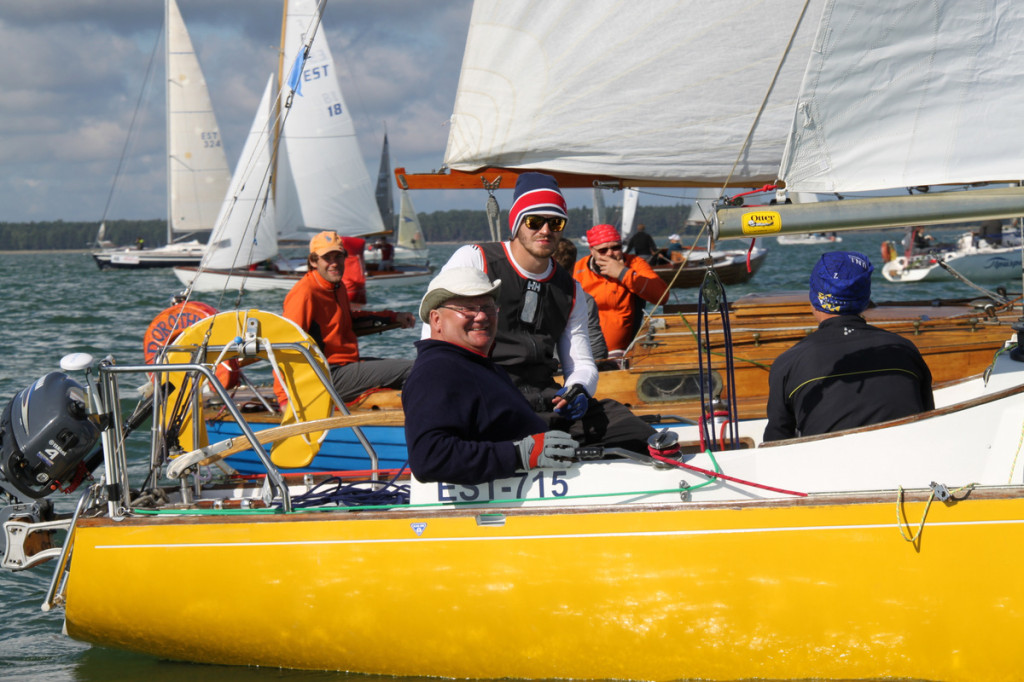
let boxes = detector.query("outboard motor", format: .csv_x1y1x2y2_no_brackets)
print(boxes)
0,372,102,502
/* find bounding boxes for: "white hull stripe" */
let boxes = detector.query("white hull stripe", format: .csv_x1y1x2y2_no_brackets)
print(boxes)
93,517,1024,550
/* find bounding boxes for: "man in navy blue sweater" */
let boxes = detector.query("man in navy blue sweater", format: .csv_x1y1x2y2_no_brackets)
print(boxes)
403,268,578,484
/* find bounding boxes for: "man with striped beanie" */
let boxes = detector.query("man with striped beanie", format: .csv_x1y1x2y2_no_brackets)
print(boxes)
426,172,656,456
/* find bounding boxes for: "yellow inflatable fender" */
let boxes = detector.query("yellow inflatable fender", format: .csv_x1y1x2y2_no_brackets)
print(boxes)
161,309,333,468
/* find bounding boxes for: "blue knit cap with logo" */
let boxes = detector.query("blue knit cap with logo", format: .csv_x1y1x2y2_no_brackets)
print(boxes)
809,251,873,314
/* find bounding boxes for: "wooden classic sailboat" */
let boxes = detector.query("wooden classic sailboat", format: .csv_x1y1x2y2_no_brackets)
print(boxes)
91,0,230,270
7,1,1024,680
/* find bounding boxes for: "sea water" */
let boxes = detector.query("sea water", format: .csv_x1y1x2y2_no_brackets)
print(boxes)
0,228,1014,681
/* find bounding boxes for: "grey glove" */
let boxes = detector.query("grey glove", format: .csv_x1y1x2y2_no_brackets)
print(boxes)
515,430,579,469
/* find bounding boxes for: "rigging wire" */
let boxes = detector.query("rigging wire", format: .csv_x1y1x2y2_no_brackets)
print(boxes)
716,0,813,200
94,19,164,244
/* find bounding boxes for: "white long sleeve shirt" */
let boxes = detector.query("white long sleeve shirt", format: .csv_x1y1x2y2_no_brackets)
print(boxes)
422,243,599,395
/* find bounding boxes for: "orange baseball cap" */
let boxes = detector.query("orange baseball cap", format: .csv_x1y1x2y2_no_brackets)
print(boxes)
309,231,346,256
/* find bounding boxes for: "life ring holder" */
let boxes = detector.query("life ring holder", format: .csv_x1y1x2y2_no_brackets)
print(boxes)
161,309,334,468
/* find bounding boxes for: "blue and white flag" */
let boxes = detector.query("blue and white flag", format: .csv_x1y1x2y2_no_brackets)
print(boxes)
285,47,305,97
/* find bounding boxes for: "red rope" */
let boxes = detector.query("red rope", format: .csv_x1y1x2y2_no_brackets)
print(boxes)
649,452,807,497
729,183,778,201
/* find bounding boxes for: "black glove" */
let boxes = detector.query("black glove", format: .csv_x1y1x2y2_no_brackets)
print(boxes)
554,384,589,420
515,431,578,469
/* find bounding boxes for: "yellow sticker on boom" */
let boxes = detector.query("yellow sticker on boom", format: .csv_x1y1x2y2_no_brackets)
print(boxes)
741,210,782,235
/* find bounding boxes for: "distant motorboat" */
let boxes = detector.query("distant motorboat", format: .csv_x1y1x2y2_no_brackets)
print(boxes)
776,232,843,245
882,227,1022,283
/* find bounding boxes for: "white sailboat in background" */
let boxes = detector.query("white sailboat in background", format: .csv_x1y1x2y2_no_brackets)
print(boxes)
619,187,638,239
395,186,427,255
374,132,396,234
173,0,430,293
92,0,230,270
367,133,429,262
591,186,607,227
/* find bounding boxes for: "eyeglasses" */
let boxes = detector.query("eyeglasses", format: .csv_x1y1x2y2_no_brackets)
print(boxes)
522,215,567,232
594,244,622,255
440,304,500,319
318,251,348,262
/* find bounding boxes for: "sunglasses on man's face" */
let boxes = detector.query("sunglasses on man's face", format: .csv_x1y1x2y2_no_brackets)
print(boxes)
522,215,567,232
594,244,622,255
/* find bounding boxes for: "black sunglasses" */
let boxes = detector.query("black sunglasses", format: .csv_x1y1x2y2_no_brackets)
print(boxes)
522,215,567,232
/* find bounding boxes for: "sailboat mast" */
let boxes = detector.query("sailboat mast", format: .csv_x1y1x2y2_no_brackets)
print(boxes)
273,0,289,210
164,0,172,245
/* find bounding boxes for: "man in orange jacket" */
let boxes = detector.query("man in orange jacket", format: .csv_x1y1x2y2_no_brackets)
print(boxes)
573,224,669,355
281,231,416,404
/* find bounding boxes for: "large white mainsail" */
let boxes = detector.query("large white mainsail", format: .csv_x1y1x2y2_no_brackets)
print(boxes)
202,76,277,270
275,0,385,241
165,0,230,239
778,1,1024,194
444,0,825,186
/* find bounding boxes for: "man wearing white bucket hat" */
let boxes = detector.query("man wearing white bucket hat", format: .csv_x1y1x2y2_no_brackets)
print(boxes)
426,172,655,456
403,267,578,484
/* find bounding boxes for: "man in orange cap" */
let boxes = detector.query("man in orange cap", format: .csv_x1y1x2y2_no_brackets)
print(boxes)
573,224,669,355
281,230,416,403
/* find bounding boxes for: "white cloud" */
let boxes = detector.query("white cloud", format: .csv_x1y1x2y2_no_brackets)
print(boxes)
0,0,477,221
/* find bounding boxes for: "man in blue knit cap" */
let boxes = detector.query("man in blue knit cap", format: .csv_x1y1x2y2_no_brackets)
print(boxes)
427,171,655,455
763,251,934,441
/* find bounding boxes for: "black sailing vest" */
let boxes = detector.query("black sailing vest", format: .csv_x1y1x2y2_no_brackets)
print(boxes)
477,242,575,389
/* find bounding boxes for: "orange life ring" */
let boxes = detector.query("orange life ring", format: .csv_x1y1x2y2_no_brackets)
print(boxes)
143,301,240,389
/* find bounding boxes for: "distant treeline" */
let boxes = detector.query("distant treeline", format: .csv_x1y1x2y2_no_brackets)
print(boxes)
0,220,169,251
0,204,696,251
419,204,696,242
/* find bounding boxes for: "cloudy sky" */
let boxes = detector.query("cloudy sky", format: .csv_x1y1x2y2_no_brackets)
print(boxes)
0,0,511,223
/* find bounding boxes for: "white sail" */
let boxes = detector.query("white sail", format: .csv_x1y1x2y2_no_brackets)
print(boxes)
444,0,824,185
165,0,230,238
591,188,607,226
203,76,278,270
396,188,426,252
276,0,385,240
779,1,1024,194
620,188,639,239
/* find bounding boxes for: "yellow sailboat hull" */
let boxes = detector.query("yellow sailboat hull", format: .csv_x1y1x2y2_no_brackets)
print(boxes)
64,489,1024,681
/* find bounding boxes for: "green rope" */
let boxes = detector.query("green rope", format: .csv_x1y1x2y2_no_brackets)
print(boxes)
678,314,772,371
129,485,698,517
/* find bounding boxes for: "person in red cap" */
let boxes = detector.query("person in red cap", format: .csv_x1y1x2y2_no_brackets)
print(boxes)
573,224,669,355
280,230,416,404
340,236,368,304
426,172,655,455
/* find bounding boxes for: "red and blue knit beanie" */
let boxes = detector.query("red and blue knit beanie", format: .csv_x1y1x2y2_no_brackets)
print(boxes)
508,172,568,240
809,251,874,314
